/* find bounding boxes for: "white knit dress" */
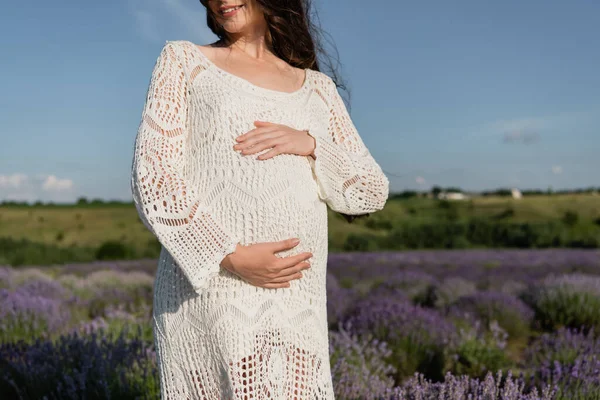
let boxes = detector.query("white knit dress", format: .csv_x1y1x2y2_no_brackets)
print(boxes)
130,40,389,399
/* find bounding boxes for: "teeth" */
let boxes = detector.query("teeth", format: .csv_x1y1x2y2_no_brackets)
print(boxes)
222,5,242,13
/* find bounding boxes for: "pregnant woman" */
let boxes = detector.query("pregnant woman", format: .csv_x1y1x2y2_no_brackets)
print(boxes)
130,0,389,398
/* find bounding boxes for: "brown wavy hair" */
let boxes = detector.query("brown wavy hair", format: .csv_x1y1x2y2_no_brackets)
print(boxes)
198,0,370,223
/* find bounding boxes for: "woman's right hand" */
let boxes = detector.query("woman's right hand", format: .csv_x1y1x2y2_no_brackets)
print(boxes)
220,238,312,288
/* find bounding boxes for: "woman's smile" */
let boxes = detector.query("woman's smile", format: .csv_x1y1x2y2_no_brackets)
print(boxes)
220,4,245,18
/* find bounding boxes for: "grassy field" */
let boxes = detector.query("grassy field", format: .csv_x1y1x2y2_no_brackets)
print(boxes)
0,193,598,265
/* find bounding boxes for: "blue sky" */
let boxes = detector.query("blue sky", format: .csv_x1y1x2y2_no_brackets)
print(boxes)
1,0,598,203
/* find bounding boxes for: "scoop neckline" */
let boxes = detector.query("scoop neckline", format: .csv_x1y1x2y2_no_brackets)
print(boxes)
185,41,310,98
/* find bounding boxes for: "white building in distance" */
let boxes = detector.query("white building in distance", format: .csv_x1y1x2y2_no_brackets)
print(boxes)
438,192,469,201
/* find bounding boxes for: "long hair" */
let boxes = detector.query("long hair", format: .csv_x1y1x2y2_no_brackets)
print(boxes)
198,0,370,224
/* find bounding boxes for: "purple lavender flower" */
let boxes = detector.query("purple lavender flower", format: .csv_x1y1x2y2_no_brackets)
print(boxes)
0,266,14,289
0,324,158,399
537,355,600,399
430,277,478,309
382,369,556,400
327,272,360,329
370,270,437,304
16,278,70,300
525,327,600,369
344,295,456,382
327,249,600,291
529,273,600,331
329,326,396,399
0,287,71,341
448,291,534,339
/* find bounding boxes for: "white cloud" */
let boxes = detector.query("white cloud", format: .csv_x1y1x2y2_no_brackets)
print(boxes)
469,107,600,140
0,174,29,189
551,165,563,175
415,176,426,185
42,175,74,191
0,174,75,203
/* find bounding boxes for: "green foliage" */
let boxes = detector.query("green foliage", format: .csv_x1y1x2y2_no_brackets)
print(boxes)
527,276,600,332
364,216,393,230
391,190,419,199
481,188,513,197
449,325,512,379
343,234,373,252
562,211,579,227
494,207,515,220
438,200,453,209
95,240,135,261
0,237,95,266
393,339,448,383
142,238,162,258
379,219,600,250
2,194,600,266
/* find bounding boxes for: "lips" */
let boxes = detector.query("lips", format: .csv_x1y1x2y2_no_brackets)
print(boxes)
220,4,244,15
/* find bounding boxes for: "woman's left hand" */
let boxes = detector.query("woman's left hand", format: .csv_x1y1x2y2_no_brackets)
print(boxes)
234,120,316,160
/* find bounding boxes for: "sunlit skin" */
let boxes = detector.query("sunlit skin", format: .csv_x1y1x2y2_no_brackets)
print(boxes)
234,121,316,160
205,0,317,161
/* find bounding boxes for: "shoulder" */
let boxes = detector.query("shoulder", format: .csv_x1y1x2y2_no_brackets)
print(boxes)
309,70,335,90
163,40,214,72
158,40,189,63
309,70,337,100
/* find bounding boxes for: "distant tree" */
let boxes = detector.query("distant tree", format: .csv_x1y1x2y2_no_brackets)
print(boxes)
562,211,579,227
392,190,418,199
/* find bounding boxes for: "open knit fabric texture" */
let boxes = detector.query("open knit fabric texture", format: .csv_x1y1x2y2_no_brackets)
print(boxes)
130,40,389,399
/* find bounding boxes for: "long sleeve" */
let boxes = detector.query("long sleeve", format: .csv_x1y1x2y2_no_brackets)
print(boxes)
307,76,389,215
130,41,241,292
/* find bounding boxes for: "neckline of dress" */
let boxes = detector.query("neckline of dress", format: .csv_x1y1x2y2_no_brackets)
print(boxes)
186,41,311,98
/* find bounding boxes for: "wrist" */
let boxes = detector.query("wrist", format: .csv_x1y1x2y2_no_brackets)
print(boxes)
220,242,241,273
305,130,316,159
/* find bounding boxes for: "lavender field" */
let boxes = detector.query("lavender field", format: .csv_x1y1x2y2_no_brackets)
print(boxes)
1,249,600,399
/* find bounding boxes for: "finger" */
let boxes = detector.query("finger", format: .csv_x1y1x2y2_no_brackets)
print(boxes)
236,131,284,151
270,272,303,284
236,126,279,142
277,252,313,270
256,139,291,160
262,282,291,289
263,237,300,254
254,120,278,127
269,238,301,253
274,262,311,279
256,147,283,160
241,139,283,156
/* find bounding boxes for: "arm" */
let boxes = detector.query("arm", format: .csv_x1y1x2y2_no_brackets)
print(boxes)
307,76,389,214
130,41,241,292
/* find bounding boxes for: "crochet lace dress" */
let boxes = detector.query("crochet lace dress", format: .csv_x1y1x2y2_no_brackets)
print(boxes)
130,40,389,399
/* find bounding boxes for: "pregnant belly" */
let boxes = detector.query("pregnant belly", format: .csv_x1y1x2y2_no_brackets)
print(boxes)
203,153,324,242
202,155,329,293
